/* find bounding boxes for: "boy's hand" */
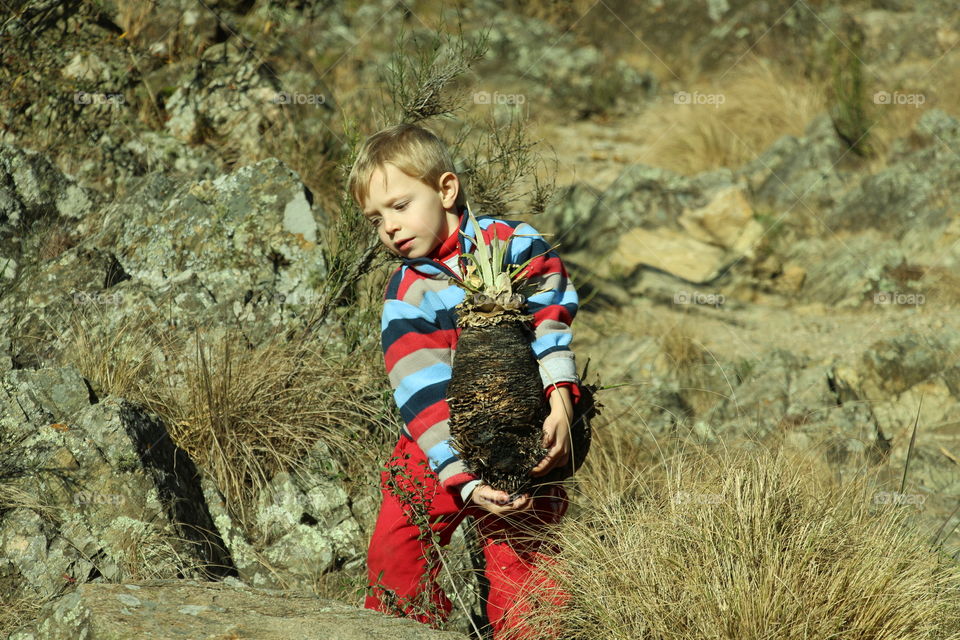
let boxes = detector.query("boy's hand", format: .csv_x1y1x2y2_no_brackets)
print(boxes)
471,484,532,515
531,386,573,477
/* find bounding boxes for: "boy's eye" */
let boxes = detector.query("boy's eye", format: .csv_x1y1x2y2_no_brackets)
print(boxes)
368,216,382,227
394,201,408,211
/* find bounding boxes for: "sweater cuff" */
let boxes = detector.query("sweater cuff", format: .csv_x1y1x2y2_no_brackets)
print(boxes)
459,479,482,503
546,380,582,404
538,352,578,388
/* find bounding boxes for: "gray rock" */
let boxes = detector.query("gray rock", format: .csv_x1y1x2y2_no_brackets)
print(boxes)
470,8,656,117
1,156,329,368
9,580,467,639
0,143,100,268
828,109,960,233
558,164,738,256
738,113,852,216
93,157,326,303
0,367,235,605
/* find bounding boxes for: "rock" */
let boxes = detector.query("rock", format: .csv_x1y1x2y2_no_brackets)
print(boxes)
678,186,763,254
854,9,955,64
775,264,807,294
473,8,656,117
828,109,960,233
0,143,100,266
163,41,335,160
60,53,111,83
93,157,326,301
2,156,329,367
8,580,467,639
831,331,960,404
199,467,366,590
561,163,738,257
611,227,732,284
601,183,762,285
537,183,601,250
738,113,852,215
0,367,235,605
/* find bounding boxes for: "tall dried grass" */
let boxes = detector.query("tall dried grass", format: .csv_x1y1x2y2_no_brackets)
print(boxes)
636,57,826,175
141,328,399,529
526,443,960,640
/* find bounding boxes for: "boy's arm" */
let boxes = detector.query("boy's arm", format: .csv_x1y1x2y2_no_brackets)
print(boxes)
506,221,580,397
381,293,480,494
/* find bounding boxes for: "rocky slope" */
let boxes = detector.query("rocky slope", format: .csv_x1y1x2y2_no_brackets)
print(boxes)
2,0,960,637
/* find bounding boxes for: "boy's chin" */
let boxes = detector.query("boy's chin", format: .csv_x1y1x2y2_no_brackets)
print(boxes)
399,242,438,259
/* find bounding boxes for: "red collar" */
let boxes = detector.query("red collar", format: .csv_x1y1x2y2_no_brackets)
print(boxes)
426,212,464,262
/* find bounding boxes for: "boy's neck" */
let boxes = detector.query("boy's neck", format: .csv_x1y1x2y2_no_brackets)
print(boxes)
426,208,465,261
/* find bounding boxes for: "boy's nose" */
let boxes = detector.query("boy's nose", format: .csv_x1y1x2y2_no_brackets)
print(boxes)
384,216,401,234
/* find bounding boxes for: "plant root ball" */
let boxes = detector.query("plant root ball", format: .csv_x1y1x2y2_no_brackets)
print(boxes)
447,320,548,495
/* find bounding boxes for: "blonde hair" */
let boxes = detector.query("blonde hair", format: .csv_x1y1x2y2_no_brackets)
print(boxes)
347,123,465,209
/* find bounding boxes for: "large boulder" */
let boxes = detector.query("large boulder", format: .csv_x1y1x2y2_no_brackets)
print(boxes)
1,155,330,368
0,366,235,606
0,363,371,606
827,109,960,233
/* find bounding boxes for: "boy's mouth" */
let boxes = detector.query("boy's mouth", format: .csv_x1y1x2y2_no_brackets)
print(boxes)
395,237,414,252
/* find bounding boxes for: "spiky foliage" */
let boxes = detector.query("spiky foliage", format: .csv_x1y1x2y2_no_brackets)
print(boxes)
453,205,545,326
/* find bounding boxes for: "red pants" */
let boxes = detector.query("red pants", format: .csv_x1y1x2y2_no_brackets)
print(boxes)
364,435,568,639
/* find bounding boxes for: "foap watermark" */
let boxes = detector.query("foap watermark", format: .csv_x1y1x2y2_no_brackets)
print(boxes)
71,290,124,305
73,91,125,106
674,91,725,108
264,290,323,306
73,490,126,506
271,91,327,107
873,491,926,506
673,291,725,307
872,90,926,108
672,491,723,505
473,90,526,106
873,291,924,306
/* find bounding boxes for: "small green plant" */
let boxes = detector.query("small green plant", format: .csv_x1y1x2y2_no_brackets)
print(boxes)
369,453,482,636
826,14,874,157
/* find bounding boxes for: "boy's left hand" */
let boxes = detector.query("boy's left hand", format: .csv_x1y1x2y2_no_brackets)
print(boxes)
531,386,573,477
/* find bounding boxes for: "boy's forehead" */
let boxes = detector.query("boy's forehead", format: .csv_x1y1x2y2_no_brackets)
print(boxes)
365,164,419,205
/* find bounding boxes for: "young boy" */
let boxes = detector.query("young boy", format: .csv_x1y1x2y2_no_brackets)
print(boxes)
348,122,581,639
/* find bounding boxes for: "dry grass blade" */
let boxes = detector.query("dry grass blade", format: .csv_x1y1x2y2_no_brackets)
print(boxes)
899,393,923,496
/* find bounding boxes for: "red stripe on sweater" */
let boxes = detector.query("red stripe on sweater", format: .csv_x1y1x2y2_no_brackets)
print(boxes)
384,328,458,371
408,399,450,440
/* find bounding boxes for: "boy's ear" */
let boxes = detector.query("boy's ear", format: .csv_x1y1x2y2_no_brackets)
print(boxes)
437,171,460,209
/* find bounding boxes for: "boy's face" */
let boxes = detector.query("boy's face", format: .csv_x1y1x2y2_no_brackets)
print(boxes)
361,163,461,259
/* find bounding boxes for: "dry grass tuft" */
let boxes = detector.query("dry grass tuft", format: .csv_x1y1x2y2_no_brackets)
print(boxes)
656,318,731,417
636,57,826,175
60,304,168,401
527,443,960,640
143,329,398,529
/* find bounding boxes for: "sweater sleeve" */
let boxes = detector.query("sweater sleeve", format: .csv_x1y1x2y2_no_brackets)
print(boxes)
507,221,580,390
381,289,479,491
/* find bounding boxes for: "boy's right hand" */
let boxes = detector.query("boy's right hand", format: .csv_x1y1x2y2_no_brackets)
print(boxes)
470,484,532,515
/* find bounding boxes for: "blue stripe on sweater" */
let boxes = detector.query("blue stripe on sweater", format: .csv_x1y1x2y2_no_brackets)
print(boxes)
434,455,459,474
398,379,448,425
395,362,451,408
527,288,578,309
426,440,458,470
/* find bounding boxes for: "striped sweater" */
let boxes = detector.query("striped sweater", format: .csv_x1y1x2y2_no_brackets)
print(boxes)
380,211,580,495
